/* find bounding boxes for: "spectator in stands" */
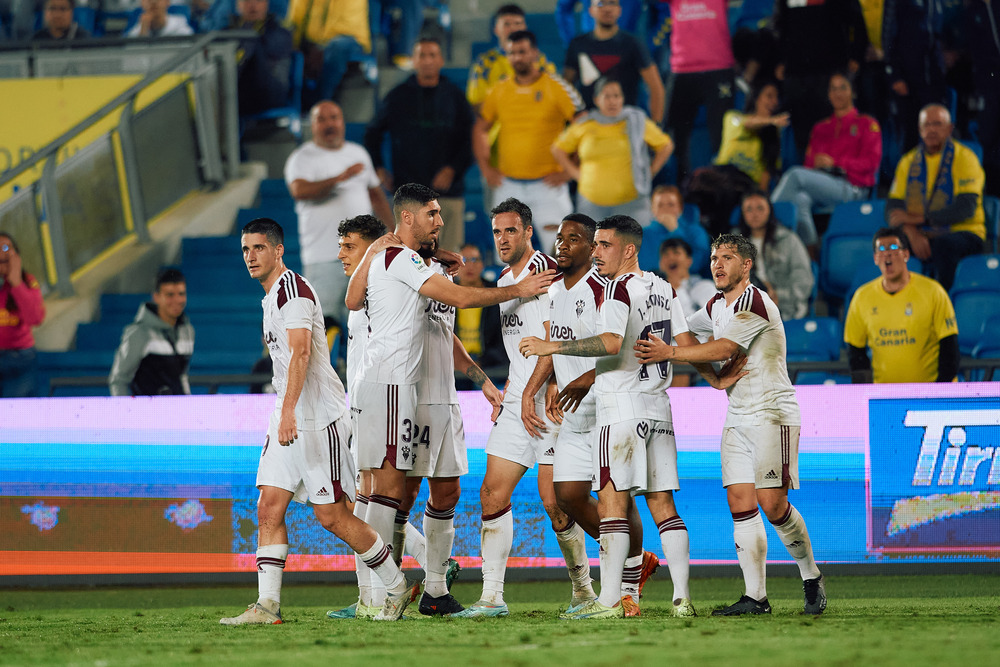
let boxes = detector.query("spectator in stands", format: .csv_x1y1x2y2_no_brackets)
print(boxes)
364,37,473,252
555,0,642,45
967,0,1000,198
0,232,45,398
636,184,710,275
657,236,715,317
736,190,814,321
844,226,959,384
381,0,426,71
285,100,393,331
127,0,194,36
473,30,583,253
229,0,292,116
772,0,868,159
887,103,986,291
453,243,507,387
662,0,734,185
108,267,194,396
686,79,787,238
562,0,665,123
771,72,882,251
32,0,91,40
286,0,370,101
551,76,673,228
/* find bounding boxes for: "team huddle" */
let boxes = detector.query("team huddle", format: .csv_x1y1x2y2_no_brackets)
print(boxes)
221,182,826,625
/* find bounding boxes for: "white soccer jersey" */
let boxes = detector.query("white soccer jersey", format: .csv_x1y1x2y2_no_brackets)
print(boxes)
595,271,689,425
418,261,459,405
359,246,435,385
262,270,347,429
548,266,606,429
686,284,801,427
346,307,369,398
498,251,560,398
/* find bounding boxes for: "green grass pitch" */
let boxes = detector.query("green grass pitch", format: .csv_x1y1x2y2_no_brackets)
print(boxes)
1,574,997,666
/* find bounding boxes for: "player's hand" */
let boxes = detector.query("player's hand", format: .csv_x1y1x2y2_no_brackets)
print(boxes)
634,333,673,363
542,170,572,187
544,381,563,424
338,162,366,183
278,411,298,446
370,232,405,256
514,268,556,298
519,336,554,358
482,380,504,422
521,391,547,437
900,225,931,260
434,248,465,276
557,371,594,414
712,351,749,390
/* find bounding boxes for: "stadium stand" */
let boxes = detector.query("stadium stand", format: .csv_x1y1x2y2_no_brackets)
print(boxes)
818,200,886,310
949,254,1000,356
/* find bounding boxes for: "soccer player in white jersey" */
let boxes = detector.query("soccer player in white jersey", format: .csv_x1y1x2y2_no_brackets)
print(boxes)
521,215,738,619
452,199,590,619
342,184,554,619
634,233,827,616
519,214,659,617
221,218,414,626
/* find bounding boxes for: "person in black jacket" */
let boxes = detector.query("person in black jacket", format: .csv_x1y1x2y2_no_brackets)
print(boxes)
230,0,293,116
364,36,474,252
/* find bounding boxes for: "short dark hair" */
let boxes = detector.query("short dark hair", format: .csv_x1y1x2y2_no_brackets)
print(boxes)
45,0,76,9
393,183,440,220
660,237,692,258
873,226,911,253
491,197,533,228
712,233,757,264
506,29,537,48
155,267,185,291
415,36,442,50
0,230,19,254
338,214,386,242
597,215,643,251
494,3,525,20
242,217,284,247
561,213,597,240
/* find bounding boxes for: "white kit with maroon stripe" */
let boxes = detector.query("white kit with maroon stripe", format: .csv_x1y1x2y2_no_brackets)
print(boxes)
262,269,346,429
686,284,800,428
548,266,606,431
345,307,370,400
595,270,689,425
417,261,459,405
497,250,560,398
359,246,435,386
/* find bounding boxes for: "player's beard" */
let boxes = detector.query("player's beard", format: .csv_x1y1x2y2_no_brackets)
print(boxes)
417,240,438,259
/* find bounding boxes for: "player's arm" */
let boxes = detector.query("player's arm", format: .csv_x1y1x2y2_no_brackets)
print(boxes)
673,332,748,390
521,322,556,436
278,327,310,446
519,331,622,358
634,332,740,364
452,333,503,421
555,368,595,414
344,233,405,311
418,269,555,309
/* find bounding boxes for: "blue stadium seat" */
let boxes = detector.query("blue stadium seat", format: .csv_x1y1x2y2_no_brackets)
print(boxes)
345,122,366,145
235,207,298,241
36,350,116,396
972,314,1000,359
819,200,887,304
441,66,469,90
983,195,999,252
241,52,305,142
949,254,1000,355
729,199,797,232
783,317,842,363
258,178,292,205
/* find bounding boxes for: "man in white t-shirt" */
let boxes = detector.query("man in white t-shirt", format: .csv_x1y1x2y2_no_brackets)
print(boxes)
634,233,826,616
221,217,415,626
285,101,393,331
521,215,715,620
342,184,554,618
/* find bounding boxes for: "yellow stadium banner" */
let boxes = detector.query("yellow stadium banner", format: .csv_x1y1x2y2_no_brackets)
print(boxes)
0,74,191,202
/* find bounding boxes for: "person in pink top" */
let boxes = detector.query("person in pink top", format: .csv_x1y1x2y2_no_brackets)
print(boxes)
771,72,882,250
662,0,735,184
0,232,46,397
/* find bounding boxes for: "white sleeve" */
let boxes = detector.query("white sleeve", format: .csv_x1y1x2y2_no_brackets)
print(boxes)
600,297,630,338
279,297,313,331
669,289,690,339
387,249,435,292
720,310,770,351
686,306,714,340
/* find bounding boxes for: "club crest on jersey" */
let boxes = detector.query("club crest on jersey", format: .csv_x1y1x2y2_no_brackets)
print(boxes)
636,422,649,438
576,299,585,317
401,445,411,462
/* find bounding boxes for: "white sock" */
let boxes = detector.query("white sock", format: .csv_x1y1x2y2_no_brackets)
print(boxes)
555,521,595,601
597,518,629,608
256,544,288,606
365,495,401,599
353,496,374,606
393,510,408,566
422,504,455,598
359,535,405,594
480,504,513,605
405,521,427,570
620,554,641,599
658,515,691,601
770,504,821,580
733,508,768,601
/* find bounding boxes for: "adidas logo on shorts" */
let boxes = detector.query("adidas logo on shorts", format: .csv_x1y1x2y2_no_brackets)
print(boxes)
764,470,779,480
316,487,330,497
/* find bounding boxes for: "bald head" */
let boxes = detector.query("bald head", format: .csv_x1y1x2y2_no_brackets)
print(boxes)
918,104,953,154
310,101,346,150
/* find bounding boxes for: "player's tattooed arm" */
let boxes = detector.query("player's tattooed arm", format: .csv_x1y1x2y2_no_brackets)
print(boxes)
520,332,621,358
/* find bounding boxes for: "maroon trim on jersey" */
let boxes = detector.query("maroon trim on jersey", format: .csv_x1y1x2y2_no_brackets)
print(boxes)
705,292,725,318
384,246,404,269
294,273,316,303
781,425,791,486
481,503,512,522
384,384,400,469
585,273,606,307
732,507,760,522
275,271,294,309
607,275,632,307
734,285,769,321
498,266,512,279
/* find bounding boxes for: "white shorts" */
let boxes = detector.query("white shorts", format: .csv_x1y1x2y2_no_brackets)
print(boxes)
408,403,468,478
553,424,595,483
721,424,800,489
353,380,418,471
596,418,679,495
256,414,356,505
493,177,572,253
485,393,559,469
